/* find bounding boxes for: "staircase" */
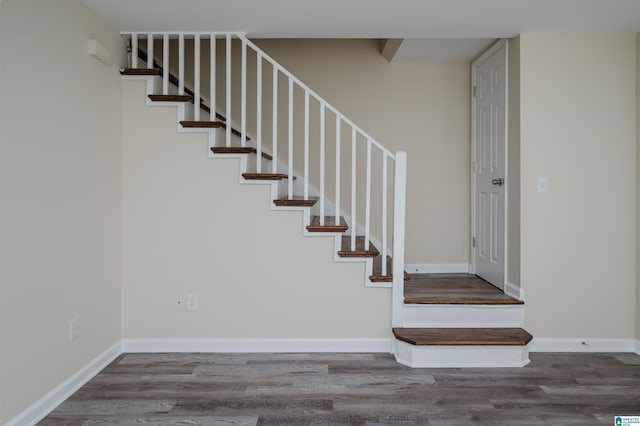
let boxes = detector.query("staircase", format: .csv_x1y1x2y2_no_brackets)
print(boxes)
120,31,532,367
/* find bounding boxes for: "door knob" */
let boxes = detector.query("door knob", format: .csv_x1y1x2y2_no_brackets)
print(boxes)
491,178,504,186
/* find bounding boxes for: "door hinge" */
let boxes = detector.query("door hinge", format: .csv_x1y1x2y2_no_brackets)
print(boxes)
472,86,477,97
472,236,476,248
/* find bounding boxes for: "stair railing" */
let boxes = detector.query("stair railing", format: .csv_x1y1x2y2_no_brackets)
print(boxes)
122,32,407,311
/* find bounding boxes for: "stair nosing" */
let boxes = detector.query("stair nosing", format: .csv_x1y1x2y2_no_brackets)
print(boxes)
392,327,533,347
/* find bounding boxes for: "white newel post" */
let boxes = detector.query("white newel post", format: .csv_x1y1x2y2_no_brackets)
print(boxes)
392,151,407,328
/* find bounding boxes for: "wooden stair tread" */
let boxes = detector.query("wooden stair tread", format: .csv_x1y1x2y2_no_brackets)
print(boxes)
369,255,410,282
242,173,291,181
180,121,224,128
149,94,193,102
307,216,348,232
210,147,273,161
338,236,379,257
121,68,161,76
273,196,319,207
393,327,533,346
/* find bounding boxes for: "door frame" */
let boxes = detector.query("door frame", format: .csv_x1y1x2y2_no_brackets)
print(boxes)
470,38,509,288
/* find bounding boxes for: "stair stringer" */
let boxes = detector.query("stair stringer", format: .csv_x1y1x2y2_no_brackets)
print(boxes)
123,73,389,289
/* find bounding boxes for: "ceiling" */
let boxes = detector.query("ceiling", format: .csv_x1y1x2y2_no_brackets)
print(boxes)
81,0,640,61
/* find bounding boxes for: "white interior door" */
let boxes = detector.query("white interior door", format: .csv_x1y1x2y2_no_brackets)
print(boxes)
472,40,507,289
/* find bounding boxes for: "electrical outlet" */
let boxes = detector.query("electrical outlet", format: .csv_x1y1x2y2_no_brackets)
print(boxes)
187,293,199,311
70,318,79,341
174,294,186,311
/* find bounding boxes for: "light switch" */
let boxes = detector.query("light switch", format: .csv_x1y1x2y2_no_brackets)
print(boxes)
536,176,549,193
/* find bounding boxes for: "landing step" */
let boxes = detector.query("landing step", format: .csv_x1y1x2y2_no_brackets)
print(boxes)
149,94,193,102
393,327,532,346
404,273,523,305
392,327,532,368
307,216,348,232
121,68,161,76
210,147,273,161
370,256,410,282
273,196,319,207
338,236,379,258
180,121,224,128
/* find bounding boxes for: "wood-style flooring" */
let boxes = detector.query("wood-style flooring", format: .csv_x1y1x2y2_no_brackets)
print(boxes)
404,273,523,305
40,352,640,425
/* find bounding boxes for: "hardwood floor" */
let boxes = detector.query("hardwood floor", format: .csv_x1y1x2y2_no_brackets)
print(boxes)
40,352,640,425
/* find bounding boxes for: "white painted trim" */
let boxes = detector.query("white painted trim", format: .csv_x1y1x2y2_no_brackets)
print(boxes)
404,263,471,273
470,38,508,286
393,339,530,368
6,341,122,426
402,303,524,328
122,338,393,353
529,338,636,353
504,281,524,301
635,339,640,355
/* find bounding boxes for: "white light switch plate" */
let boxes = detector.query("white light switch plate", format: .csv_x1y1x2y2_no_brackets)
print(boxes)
537,176,549,193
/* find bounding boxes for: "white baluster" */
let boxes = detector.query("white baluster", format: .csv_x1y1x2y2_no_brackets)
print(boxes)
392,151,407,327
364,139,372,249
241,38,246,147
272,66,278,173
351,127,356,252
335,117,341,224
225,35,231,147
288,78,293,199
162,34,169,95
210,34,216,137
382,153,388,276
319,105,325,226
147,34,153,69
132,34,138,68
304,90,309,200
256,52,262,173
178,34,184,95
194,34,200,122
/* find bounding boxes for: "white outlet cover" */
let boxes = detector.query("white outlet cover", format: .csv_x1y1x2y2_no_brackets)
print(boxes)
174,294,186,311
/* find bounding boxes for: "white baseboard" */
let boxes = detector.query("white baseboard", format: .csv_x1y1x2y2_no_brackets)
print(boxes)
504,281,524,301
635,339,640,355
404,263,471,274
529,338,636,353
6,341,122,426
122,338,393,353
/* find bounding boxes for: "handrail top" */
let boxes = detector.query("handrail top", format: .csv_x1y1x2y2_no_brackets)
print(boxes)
238,35,395,159
121,31,395,160
121,31,246,37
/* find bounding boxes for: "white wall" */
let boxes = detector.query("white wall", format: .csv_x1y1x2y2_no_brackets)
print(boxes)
0,1,124,423
254,40,471,265
150,38,472,265
520,33,636,339
121,80,391,339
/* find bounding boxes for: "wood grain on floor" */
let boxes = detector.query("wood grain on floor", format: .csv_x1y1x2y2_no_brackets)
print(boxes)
404,273,524,304
39,352,640,425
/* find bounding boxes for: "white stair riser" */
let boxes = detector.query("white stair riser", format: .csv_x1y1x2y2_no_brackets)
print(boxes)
393,339,530,368
402,304,524,328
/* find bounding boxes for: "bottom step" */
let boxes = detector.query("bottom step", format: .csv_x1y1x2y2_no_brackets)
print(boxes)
392,327,532,368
